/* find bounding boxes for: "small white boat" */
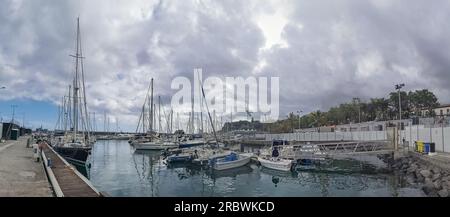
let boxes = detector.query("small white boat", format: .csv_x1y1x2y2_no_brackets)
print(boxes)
258,157,294,172
134,141,178,150
210,152,253,171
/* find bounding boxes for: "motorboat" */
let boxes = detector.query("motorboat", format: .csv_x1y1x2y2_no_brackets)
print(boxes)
258,156,294,172
209,152,253,171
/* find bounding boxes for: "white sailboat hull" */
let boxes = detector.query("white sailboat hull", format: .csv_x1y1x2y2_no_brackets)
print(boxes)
134,142,178,150
258,157,293,172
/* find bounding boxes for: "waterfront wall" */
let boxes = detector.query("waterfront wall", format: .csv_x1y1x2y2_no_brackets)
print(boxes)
401,125,450,153
257,125,450,153
257,131,388,142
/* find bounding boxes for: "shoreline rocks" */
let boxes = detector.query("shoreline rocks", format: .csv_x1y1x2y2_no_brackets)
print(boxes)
389,154,450,197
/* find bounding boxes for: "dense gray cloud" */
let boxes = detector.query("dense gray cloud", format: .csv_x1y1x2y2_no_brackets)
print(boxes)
1,0,450,130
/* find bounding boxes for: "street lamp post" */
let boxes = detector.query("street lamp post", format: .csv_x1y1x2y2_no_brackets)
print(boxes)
395,83,405,120
353,98,361,123
287,115,294,133
297,110,303,131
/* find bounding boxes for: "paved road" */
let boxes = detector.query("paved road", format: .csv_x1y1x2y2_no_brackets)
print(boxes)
0,137,53,197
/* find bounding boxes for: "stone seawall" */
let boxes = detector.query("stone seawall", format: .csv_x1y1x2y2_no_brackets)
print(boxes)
389,153,450,197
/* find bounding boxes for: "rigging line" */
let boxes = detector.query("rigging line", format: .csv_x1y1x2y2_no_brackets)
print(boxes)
197,72,218,145
135,105,143,133
137,78,153,133
78,19,91,140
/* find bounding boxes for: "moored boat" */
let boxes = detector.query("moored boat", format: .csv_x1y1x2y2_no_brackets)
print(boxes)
134,140,178,150
53,142,91,167
166,152,195,163
258,157,294,172
209,152,253,171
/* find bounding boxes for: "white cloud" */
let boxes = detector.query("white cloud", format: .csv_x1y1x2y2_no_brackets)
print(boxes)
2,0,450,130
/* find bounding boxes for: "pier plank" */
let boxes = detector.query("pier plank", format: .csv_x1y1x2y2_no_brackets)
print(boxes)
42,144,99,197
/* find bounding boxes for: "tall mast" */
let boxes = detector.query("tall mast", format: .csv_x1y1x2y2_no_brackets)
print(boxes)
149,78,154,132
191,95,195,134
176,112,179,131
104,111,107,132
170,108,173,133
158,96,161,133
200,80,203,134
107,116,110,133
198,75,218,144
78,17,90,142
63,96,67,132
93,112,96,132
116,117,119,134
72,17,81,140
68,85,72,131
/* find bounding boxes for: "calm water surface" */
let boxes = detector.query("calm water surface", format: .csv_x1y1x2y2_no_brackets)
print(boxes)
88,140,425,197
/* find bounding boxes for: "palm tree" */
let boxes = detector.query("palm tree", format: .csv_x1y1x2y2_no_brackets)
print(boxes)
311,110,326,127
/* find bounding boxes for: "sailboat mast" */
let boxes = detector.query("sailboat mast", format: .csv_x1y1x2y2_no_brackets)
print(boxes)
116,117,119,134
104,111,107,132
197,76,218,144
78,17,90,143
158,96,161,133
68,85,72,131
149,78,154,132
176,112,179,131
72,18,81,140
199,81,203,134
63,96,67,132
191,96,195,134
170,109,173,133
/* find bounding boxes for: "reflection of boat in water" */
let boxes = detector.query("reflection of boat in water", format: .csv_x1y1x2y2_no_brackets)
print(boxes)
259,167,298,188
209,152,253,171
207,165,253,179
133,149,163,155
131,148,163,196
260,167,297,178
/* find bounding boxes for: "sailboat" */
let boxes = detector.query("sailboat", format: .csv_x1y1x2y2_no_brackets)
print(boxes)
131,78,178,150
53,18,92,168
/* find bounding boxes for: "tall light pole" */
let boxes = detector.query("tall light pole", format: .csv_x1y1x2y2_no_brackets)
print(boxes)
297,110,303,130
395,83,405,120
11,105,18,124
353,98,361,123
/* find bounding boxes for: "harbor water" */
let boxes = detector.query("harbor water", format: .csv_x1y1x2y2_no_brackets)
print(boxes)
88,140,425,197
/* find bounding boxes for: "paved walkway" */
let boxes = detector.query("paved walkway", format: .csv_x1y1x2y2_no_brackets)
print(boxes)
409,151,450,171
0,137,53,197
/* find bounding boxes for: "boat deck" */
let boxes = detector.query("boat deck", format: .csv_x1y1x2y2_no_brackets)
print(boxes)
42,143,100,197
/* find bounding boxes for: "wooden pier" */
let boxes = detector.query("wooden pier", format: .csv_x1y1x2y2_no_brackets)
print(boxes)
41,143,102,197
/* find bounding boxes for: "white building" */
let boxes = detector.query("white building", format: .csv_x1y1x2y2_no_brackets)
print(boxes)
434,104,450,117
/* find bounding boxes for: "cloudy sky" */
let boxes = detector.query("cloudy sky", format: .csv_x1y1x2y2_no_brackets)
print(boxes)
1,0,450,131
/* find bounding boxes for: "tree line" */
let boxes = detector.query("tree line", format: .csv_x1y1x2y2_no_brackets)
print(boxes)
266,89,439,133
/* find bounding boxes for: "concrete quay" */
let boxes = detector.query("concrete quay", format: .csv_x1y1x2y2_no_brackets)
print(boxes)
0,137,53,197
